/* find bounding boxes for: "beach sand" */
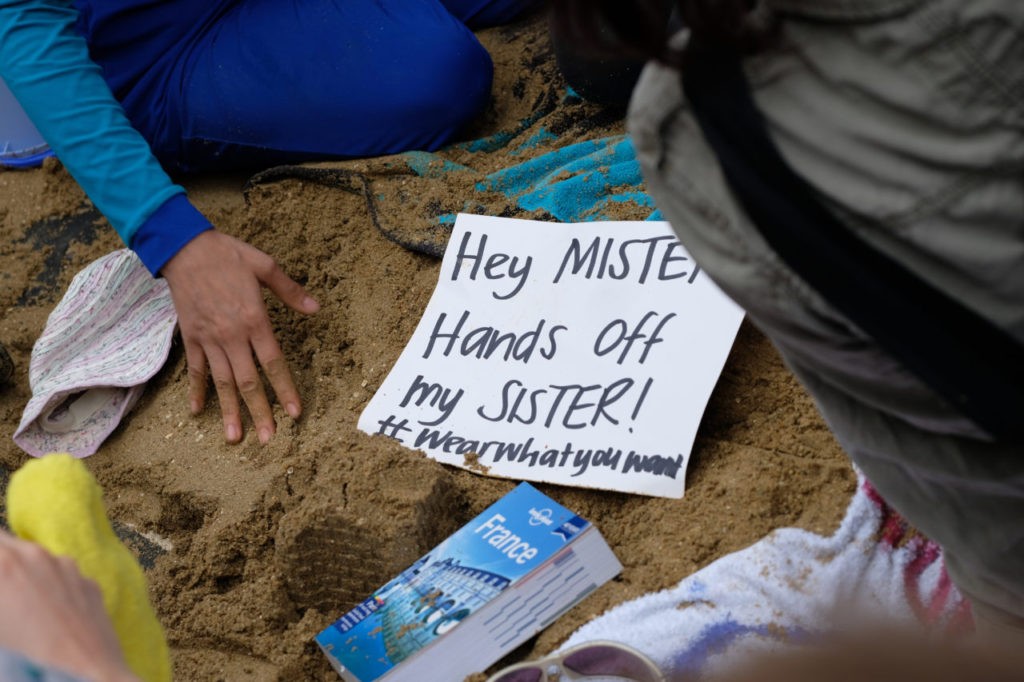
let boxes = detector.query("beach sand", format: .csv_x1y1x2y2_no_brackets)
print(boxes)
0,13,854,681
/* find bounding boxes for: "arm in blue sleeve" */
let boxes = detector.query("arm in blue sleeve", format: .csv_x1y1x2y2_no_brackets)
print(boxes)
0,0,212,274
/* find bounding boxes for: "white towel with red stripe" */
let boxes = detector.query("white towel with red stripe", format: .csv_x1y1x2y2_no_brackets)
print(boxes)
563,475,970,677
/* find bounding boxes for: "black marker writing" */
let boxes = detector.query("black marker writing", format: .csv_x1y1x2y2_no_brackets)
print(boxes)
399,374,463,426
594,311,676,365
630,377,653,421
376,415,413,441
621,452,684,478
450,230,532,300
553,235,700,284
422,310,565,363
476,377,652,429
411,429,683,480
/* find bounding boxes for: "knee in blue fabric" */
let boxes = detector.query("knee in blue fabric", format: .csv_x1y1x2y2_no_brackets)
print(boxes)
174,4,498,168
382,33,495,153
78,0,501,170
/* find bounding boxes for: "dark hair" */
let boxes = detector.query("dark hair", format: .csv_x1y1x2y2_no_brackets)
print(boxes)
550,0,772,67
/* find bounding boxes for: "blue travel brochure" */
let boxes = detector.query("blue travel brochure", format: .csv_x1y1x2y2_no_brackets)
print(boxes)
316,482,620,681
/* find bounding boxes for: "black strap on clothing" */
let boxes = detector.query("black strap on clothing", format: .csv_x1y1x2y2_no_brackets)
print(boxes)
681,48,1024,442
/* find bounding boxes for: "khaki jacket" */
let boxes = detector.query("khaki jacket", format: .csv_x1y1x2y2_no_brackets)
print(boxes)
631,0,1023,439
629,0,1023,618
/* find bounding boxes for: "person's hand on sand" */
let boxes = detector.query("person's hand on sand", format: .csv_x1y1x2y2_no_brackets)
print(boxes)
161,230,320,444
0,531,139,682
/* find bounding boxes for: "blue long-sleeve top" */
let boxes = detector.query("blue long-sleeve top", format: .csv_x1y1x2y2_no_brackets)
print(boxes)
0,0,212,275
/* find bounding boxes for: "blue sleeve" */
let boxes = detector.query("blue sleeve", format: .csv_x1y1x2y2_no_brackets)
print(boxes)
0,0,212,275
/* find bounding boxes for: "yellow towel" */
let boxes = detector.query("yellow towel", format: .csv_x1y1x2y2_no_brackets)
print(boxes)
6,454,172,682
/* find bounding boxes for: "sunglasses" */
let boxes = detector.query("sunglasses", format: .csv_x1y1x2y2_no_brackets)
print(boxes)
485,641,664,682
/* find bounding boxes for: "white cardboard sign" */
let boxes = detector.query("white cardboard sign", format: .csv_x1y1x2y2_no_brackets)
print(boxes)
358,214,744,498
